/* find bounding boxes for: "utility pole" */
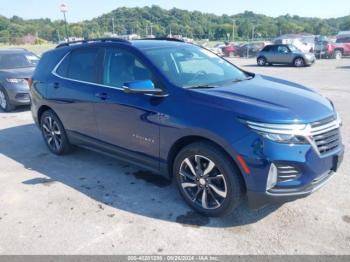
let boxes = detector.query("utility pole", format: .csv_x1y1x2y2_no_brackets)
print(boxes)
232,19,235,42
252,26,255,40
59,3,69,42
150,22,153,36
112,17,115,35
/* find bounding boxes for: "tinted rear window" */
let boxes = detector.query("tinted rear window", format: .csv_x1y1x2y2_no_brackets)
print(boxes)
56,48,98,83
0,52,39,70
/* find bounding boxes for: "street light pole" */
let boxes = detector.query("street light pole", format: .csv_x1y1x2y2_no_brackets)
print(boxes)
59,3,69,42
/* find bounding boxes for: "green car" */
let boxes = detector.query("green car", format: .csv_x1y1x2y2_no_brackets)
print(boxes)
257,44,316,67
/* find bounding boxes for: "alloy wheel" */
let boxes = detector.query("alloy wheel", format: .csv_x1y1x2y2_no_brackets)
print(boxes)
257,58,266,66
179,155,227,210
0,90,7,110
294,58,304,67
42,116,62,152
335,51,342,60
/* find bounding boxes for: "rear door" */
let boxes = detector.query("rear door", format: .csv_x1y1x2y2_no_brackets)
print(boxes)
48,47,101,138
265,45,278,63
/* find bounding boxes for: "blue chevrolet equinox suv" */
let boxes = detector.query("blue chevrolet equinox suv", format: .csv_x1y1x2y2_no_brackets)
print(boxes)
30,38,344,216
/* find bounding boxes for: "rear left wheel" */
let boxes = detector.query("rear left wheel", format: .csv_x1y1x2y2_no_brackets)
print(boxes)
257,57,267,66
173,142,244,217
40,110,71,155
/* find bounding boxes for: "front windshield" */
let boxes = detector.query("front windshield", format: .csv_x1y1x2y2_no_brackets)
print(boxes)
0,52,39,70
143,45,249,88
288,45,301,52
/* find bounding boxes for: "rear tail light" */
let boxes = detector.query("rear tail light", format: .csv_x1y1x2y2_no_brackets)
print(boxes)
27,78,33,89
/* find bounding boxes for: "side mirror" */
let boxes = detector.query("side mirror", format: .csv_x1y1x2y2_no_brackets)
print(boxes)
123,80,165,96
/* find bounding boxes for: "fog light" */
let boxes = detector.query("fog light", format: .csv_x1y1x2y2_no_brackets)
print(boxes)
266,163,278,190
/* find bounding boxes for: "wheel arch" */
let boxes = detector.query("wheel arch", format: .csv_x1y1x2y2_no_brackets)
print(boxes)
334,48,344,53
37,105,54,123
167,135,247,191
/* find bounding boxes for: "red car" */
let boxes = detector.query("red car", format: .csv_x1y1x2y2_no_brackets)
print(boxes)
315,36,350,59
222,44,238,57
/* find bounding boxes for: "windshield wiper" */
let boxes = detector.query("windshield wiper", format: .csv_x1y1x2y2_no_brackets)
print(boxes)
186,85,218,89
232,76,254,83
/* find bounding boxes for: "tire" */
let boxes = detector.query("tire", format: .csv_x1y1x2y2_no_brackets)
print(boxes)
40,110,71,155
334,50,342,60
173,142,244,217
0,86,15,112
294,57,305,67
257,57,267,66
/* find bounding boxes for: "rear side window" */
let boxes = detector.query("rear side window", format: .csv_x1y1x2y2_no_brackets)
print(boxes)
56,48,99,83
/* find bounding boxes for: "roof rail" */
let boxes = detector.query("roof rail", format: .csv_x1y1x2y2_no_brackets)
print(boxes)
139,37,185,42
56,38,130,48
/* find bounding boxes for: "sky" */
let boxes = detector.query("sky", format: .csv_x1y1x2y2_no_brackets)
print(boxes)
1,0,350,22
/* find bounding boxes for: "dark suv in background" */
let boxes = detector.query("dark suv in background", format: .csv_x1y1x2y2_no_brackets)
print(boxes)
30,38,343,216
0,48,39,111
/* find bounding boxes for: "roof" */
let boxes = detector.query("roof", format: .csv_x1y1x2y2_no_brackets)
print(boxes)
130,40,190,50
55,38,190,50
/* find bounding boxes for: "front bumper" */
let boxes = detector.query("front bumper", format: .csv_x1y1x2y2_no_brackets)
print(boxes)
247,169,337,209
4,82,31,106
305,56,316,65
232,131,344,209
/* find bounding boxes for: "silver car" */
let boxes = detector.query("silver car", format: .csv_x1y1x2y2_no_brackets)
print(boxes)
0,49,39,111
257,44,316,67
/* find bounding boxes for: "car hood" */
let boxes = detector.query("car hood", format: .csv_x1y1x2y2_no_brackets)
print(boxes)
0,67,35,79
190,74,334,124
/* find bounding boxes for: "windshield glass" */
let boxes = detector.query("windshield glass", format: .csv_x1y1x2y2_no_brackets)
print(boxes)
0,52,39,70
143,45,249,88
288,45,301,52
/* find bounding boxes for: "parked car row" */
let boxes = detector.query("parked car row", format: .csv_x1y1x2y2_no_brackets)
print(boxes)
314,36,350,59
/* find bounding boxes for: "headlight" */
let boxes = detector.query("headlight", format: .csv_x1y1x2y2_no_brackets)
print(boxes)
260,133,307,144
244,120,308,144
6,78,26,84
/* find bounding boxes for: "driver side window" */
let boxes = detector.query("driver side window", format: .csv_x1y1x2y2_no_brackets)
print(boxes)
103,48,152,88
277,46,289,53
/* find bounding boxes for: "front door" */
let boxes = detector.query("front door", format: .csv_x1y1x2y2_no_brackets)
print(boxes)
94,47,163,169
275,45,292,64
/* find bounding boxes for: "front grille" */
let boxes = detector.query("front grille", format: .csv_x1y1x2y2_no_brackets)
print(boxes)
310,116,341,156
276,165,301,182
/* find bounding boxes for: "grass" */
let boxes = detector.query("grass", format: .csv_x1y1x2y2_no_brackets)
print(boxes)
0,43,55,55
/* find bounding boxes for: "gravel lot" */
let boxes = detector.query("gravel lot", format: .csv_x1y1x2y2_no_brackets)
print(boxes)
0,58,349,255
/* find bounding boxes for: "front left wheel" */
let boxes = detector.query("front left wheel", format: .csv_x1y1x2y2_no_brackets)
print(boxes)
173,142,244,217
0,87,15,112
40,110,71,155
294,57,305,67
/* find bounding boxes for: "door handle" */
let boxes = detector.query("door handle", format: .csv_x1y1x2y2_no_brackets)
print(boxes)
53,82,60,89
95,92,110,100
